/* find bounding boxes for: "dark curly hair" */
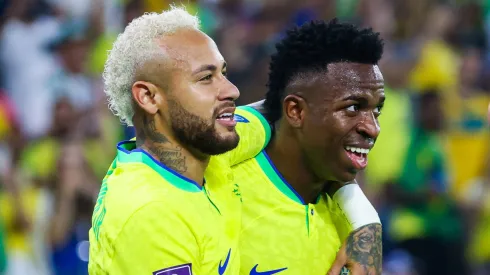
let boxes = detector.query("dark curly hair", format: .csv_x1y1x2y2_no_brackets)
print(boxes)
264,19,384,123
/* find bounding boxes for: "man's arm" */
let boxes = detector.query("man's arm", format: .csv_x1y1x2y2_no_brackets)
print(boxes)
327,223,382,275
107,202,200,274
345,223,382,274
222,104,271,165
327,183,382,275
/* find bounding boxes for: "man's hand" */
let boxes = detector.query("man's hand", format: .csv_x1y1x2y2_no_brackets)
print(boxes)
327,223,382,275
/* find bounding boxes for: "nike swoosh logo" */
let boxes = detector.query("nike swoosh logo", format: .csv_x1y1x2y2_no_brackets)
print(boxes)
250,264,287,275
218,249,231,275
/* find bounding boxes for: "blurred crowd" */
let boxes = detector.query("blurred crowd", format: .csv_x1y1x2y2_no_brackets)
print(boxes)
0,0,489,274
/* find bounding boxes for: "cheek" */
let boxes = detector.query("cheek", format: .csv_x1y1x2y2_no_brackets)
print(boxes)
328,112,352,135
307,113,349,145
301,118,336,159
302,113,351,162
180,86,217,117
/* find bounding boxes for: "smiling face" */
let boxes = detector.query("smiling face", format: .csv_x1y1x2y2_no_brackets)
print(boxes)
134,28,240,155
163,30,240,154
286,63,385,182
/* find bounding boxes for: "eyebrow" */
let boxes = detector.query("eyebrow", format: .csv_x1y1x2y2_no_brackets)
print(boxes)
191,61,227,75
341,95,368,102
342,95,386,104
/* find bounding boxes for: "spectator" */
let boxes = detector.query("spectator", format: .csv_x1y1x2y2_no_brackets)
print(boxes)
0,0,490,274
0,0,60,139
16,98,100,275
388,91,467,275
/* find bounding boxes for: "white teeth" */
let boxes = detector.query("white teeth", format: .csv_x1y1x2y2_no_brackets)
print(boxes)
345,146,370,154
218,112,233,119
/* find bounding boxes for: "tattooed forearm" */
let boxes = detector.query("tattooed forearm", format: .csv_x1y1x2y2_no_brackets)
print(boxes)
148,145,187,174
346,223,382,275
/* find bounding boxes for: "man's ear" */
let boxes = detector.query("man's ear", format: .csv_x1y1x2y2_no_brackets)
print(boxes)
131,81,160,115
283,94,307,128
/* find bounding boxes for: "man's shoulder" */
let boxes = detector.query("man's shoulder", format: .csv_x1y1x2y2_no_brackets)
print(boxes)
97,163,202,233
105,162,199,210
231,153,272,200
231,154,261,173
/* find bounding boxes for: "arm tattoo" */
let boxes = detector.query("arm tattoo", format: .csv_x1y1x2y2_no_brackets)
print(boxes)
346,223,382,275
137,116,188,173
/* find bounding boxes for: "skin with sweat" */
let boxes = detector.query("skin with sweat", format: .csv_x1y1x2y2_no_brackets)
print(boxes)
127,28,384,274
266,62,384,275
131,28,240,185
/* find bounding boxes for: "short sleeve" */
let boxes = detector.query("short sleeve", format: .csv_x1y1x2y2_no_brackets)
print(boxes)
108,202,200,275
127,107,271,166
223,106,271,166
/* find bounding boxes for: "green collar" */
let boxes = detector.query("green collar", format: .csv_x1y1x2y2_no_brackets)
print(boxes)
255,150,321,205
116,140,202,192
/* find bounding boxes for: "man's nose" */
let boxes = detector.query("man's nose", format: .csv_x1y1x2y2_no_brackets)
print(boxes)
218,78,240,101
356,112,380,140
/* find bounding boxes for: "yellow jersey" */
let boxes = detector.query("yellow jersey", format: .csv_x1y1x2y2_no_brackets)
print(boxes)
233,151,352,275
89,106,271,275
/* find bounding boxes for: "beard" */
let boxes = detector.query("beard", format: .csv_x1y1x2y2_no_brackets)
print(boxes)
167,99,239,155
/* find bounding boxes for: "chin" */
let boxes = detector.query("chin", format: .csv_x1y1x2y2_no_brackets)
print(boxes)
206,136,240,155
215,122,236,132
207,131,240,154
334,168,359,183
217,129,239,141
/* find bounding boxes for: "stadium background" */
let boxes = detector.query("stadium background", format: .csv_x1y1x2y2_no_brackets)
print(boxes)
0,0,489,274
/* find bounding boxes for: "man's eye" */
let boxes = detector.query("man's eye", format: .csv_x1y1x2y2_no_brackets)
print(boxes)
374,106,382,115
346,105,360,112
222,70,227,77
200,75,212,81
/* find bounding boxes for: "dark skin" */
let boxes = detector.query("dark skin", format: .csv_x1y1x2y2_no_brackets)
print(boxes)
266,63,384,275
340,223,383,275
132,29,239,184
125,29,383,273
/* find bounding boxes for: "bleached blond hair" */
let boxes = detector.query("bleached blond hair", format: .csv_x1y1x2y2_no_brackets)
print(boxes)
103,6,200,126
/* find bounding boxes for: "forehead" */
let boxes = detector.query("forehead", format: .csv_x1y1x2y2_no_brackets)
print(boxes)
156,29,224,72
288,62,384,102
325,63,384,88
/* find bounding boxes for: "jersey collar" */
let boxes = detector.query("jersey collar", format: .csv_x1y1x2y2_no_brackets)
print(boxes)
256,150,316,205
116,140,203,192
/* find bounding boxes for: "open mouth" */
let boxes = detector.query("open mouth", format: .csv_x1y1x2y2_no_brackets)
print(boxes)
344,146,370,170
216,108,237,128
216,112,234,121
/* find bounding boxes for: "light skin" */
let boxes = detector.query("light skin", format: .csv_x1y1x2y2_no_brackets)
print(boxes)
266,63,384,275
131,28,240,184
127,28,382,274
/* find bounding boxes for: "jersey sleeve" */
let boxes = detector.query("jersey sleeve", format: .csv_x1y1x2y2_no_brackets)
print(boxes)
223,106,272,166
108,201,200,275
